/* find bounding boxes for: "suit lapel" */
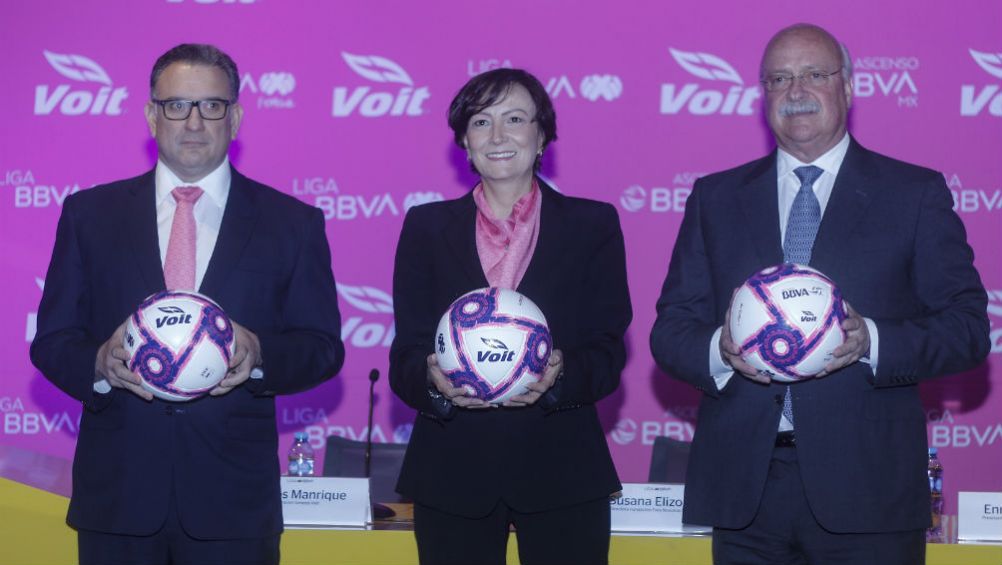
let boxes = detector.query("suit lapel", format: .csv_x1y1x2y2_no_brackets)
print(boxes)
517,181,565,296
812,138,874,266
199,168,259,298
442,192,488,288
737,153,785,266
124,171,166,293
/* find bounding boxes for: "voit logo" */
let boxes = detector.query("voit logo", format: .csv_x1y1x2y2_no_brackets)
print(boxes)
333,52,430,118
853,56,918,108
619,172,702,213
337,283,395,349
988,289,1002,355
946,173,1002,213
476,338,516,363
661,48,760,115
962,49,1002,117
35,50,128,116
240,71,295,109
5,169,83,209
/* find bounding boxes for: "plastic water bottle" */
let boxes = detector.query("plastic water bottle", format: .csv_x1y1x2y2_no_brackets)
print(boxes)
287,432,315,477
927,447,944,542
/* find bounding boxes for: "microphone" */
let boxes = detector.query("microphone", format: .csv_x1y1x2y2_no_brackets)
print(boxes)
365,369,378,478
363,368,394,519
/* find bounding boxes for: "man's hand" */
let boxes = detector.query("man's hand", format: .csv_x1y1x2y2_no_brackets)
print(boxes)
95,320,153,401
721,294,770,384
211,321,262,396
505,349,563,407
818,302,870,377
426,354,489,409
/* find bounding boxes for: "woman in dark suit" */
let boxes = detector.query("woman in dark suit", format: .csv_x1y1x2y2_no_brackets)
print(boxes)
389,68,632,565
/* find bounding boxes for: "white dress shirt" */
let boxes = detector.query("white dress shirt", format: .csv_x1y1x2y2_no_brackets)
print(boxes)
94,159,231,394
707,134,880,430
155,158,231,290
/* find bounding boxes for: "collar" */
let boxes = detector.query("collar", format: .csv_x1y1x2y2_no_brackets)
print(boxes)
776,133,850,180
155,158,231,208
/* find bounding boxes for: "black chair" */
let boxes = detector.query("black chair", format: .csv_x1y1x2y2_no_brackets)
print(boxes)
647,436,691,484
323,435,410,504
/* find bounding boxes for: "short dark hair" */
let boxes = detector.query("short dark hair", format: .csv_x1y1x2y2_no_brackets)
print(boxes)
447,68,557,172
150,43,240,101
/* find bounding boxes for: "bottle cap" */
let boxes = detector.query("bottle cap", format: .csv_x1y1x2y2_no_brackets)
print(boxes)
294,431,308,441
928,447,938,456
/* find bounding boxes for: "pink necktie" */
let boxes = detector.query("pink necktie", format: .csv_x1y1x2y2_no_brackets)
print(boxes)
163,186,203,290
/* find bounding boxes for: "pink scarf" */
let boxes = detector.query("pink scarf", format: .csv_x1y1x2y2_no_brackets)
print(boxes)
473,181,542,290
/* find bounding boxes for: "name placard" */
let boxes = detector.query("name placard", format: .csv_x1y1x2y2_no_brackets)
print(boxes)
610,483,711,534
958,491,1002,542
280,476,370,528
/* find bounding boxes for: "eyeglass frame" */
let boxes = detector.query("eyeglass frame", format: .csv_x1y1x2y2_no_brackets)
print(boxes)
151,98,234,121
759,67,844,92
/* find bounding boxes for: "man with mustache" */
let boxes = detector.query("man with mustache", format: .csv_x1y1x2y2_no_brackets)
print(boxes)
650,23,989,564
31,44,344,565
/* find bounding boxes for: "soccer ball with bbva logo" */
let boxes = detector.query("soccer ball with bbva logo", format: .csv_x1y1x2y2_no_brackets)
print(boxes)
123,291,235,401
729,264,846,382
435,288,552,404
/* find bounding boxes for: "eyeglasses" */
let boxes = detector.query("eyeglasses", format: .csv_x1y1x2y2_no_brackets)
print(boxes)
760,67,843,92
152,98,232,120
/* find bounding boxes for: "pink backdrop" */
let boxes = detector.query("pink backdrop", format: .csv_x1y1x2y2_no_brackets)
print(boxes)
2,1,999,517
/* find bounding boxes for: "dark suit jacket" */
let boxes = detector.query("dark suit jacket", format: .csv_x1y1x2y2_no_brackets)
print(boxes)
650,139,989,533
30,167,344,539
389,181,632,517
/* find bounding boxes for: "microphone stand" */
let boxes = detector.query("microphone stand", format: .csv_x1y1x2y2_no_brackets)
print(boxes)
365,369,394,519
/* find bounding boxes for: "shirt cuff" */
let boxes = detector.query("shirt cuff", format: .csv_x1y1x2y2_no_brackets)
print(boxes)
861,317,879,375
709,327,733,391
93,379,112,394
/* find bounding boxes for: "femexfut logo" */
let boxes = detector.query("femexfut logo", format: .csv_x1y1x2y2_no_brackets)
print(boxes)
35,51,128,116
962,49,1002,117
660,48,760,116
332,52,430,118
240,72,295,110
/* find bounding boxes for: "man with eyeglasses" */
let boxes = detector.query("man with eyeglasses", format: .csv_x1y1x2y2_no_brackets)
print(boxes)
30,43,344,565
651,23,988,565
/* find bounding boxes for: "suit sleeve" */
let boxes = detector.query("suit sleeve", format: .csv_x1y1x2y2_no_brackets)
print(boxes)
870,174,990,385
541,205,632,409
29,194,115,411
388,208,443,414
650,180,725,397
249,208,345,395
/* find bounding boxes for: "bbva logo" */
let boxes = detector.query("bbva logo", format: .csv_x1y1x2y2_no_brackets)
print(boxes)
35,51,128,116
661,48,760,116
332,52,430,118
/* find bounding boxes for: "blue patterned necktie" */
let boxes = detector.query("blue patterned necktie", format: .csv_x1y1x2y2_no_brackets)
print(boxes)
781,165,824,425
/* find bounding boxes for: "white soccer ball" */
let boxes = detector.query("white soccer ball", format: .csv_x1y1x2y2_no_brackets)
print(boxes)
729,264,847,382
123,291,235,401
435,287,552,404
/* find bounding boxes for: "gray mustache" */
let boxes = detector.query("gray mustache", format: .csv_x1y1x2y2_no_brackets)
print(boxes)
780,100,821,117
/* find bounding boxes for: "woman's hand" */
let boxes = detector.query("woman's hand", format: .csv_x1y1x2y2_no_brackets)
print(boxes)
426,354,489,409
504,349,563,407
